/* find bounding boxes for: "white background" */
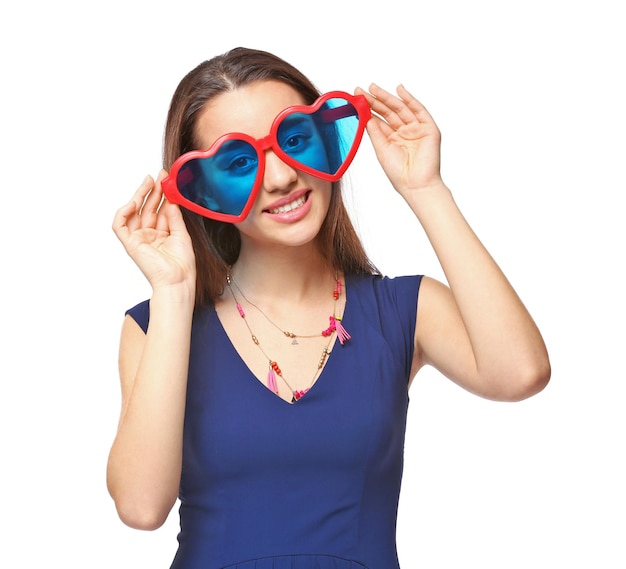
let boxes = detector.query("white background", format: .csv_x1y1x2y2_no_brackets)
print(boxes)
1,0,624,567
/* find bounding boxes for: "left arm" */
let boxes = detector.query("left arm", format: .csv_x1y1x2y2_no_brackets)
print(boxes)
357,84,550,401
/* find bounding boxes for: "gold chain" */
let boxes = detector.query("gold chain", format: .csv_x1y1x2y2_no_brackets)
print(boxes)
225,274,340,402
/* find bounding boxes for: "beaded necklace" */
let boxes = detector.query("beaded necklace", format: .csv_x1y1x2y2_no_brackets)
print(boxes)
225,273,350,403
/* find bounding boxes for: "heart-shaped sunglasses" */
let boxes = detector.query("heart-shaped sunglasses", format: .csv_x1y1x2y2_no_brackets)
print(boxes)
161,91,371,222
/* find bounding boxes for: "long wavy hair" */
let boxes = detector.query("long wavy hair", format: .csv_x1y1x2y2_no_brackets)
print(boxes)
163,47,379,307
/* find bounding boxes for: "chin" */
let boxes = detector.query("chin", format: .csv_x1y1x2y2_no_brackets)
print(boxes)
239,200,329,248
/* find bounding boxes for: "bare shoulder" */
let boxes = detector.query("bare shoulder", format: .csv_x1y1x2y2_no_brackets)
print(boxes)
411,276,476,389
416,276,461,337
415,276,465,351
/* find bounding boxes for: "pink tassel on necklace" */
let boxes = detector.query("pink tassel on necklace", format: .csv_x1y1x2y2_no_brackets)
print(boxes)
267,362,279,394
323,316,351,345
333,316,351,345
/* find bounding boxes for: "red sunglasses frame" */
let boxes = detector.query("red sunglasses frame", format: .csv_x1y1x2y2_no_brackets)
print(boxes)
161,91,371,223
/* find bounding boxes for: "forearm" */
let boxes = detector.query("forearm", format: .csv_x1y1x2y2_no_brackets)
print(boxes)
406,182,550,398
107,286,194,529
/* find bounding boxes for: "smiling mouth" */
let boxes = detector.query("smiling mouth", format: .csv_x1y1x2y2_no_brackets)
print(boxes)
264,192,309,214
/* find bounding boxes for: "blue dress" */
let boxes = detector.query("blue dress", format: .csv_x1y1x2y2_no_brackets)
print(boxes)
127,274,422,569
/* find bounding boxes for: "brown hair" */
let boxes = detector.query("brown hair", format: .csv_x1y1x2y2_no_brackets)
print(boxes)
163,47,379,307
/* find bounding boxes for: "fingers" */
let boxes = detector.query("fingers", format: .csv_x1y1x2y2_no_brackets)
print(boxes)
357,83,435,129
130,175,156,216
112,200,135,244
112,176,152,242
112,173,164,241
151,170,188,235
161,199,188,235
140,171,165,229
113,170,187,241
368,84,414,129
354,82,444,192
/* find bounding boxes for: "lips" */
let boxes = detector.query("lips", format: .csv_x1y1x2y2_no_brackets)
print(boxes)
266,194,307,214
262,190,310,214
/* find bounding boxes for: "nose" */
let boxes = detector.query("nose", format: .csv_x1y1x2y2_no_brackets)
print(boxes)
262,150,298,192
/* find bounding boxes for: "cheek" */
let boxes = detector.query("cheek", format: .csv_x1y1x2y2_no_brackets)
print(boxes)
315,181,333,212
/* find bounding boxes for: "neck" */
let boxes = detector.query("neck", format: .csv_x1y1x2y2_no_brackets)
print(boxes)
230,241,335,302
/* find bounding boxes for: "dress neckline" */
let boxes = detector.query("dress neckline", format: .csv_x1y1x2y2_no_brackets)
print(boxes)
212,278,352,405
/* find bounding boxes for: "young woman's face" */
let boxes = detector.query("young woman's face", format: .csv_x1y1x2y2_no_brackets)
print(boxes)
194,81,333,249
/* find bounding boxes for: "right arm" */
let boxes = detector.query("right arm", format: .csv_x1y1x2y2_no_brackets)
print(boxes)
107,172,196,530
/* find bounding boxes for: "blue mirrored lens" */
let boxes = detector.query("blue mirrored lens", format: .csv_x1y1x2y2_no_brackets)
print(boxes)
277,98,358,175
177,139,259,216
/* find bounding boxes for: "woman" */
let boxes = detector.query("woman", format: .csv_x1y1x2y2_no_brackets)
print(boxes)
108,47,550,569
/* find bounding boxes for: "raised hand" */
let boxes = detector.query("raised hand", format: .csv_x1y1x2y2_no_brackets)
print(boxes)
356,83,444,196
112,171,196,293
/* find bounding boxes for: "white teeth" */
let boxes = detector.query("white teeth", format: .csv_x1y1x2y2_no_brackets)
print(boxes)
268,195,306,214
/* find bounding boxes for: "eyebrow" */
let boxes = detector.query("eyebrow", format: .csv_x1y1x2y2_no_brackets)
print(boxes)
280,114,315,127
